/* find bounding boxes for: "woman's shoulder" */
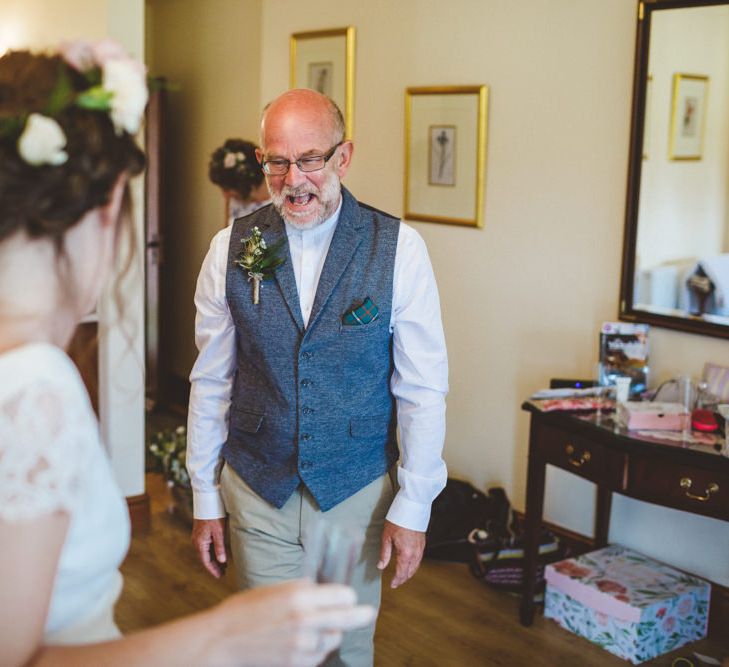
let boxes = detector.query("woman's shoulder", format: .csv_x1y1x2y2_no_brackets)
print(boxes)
0,343,97,522
0,342,82,389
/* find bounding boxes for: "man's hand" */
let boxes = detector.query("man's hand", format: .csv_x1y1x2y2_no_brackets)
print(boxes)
191,518,227,578
376,520,426,588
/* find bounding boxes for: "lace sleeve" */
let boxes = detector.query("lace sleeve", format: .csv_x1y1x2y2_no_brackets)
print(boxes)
0,379,94,522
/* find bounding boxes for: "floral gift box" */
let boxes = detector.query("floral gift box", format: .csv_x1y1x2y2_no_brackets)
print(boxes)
544,545,710,664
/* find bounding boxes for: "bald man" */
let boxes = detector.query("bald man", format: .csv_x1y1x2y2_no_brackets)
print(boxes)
187,89,448,666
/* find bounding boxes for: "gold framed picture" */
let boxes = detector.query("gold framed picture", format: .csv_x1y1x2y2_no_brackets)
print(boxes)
404,85,488,228
290,27,355,139
669,73,709,161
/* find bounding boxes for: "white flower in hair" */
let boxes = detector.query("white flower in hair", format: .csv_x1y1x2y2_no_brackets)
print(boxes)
17,113,68,166
103,58,149,135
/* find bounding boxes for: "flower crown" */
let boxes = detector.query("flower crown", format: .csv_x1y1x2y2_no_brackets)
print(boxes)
221,148,259,178
0,39,148,167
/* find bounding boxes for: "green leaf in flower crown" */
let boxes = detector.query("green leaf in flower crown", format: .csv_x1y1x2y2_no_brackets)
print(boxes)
0,115,23,139
83,67,103,88
44,66,75,116
76,86,114,111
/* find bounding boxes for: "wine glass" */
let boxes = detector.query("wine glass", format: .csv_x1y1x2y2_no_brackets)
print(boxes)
593,362,612,423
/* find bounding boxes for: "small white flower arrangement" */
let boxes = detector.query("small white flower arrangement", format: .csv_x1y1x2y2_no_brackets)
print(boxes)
147,425,190,489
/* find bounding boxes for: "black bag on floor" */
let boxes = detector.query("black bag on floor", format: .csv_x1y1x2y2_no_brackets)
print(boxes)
468,524,563,596
424,479,511,563
424,477,564,597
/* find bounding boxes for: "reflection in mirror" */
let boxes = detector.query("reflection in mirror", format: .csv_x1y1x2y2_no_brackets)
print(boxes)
621,0,729,338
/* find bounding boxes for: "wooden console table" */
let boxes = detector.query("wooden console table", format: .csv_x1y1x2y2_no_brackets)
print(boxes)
519,402,729,626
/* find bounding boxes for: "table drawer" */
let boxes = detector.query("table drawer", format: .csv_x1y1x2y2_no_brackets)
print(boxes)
538,423,626,487
627,455,729,521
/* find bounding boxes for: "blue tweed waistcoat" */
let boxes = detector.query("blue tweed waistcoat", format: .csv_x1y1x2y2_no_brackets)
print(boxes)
222,187,400,511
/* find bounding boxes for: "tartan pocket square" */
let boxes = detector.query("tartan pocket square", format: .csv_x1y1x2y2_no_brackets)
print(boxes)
342,297,379,325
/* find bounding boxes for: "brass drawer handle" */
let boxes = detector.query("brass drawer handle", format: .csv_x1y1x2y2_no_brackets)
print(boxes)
565,444,591,468
679,477,719,502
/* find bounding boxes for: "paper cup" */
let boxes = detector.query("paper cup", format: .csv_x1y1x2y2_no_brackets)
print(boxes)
615,377,631,403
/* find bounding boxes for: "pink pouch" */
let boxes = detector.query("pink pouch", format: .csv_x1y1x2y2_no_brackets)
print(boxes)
617,402,690,431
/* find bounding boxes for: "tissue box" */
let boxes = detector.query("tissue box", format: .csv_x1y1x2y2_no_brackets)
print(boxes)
545,545,710,664
617,401,690,431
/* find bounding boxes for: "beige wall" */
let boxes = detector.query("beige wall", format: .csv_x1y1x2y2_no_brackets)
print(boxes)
638,5,729,270
147,0,263,378
258,0,729,585
0,0,107,50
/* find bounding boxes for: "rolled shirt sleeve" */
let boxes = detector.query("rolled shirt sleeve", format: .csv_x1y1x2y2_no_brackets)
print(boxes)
386,223,448,532
187,226,237,520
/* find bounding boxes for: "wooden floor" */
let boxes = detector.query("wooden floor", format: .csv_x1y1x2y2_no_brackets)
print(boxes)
117,474,729,666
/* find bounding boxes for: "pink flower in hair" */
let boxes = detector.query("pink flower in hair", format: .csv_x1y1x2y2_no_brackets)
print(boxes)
92,39,133,68
59,40,96,71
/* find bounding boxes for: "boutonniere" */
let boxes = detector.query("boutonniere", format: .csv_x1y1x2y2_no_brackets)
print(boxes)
233,226,285,304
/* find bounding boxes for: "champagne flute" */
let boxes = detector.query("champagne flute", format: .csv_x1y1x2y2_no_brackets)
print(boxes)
302,519,364,584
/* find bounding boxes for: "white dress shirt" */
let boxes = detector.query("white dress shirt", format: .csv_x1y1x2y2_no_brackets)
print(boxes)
187,198,448,532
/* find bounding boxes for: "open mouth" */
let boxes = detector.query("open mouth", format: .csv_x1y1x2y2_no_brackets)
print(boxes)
287,193,315,207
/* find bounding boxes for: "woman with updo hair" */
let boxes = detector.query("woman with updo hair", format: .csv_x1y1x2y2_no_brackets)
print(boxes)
209,137,270,226
0,42,372,667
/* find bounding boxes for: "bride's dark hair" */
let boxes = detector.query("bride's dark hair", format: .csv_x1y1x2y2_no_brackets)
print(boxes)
0,50,145,247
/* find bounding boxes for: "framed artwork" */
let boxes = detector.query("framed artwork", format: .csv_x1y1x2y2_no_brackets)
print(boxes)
669,73,709,161
429,125,456,186
404,85,488,227
290,27,355,138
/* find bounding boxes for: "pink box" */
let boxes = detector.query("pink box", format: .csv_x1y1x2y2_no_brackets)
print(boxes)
545,545,710,664
616,401,690,431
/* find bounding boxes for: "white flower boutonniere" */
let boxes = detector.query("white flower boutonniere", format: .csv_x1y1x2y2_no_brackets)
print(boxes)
234,226,285,304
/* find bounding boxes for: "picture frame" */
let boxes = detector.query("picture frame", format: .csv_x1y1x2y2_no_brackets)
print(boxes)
669,73,709,161
290,27,355,139
404,85,488,228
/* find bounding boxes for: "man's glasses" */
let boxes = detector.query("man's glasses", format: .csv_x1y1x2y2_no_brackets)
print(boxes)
261,141,343,176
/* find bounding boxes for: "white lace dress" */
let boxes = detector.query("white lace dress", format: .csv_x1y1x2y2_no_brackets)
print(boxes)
0,343,130,644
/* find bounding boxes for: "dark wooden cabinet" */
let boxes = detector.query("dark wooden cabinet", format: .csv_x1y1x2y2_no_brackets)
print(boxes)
519,403,729,626
538,422,627,487
626,455,729,521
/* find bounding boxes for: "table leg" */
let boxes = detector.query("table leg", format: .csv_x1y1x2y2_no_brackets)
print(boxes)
520,424,546,627
594,484,612,548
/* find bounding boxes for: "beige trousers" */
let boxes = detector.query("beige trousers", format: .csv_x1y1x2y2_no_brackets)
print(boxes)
220,464,396,667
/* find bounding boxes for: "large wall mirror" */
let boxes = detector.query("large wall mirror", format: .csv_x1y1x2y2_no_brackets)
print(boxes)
620,0,729,339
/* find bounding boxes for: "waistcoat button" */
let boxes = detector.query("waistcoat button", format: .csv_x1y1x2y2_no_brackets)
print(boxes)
300,461,313,470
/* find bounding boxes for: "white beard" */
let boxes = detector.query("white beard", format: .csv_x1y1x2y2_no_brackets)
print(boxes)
269,170,341,230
